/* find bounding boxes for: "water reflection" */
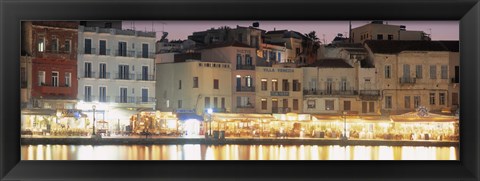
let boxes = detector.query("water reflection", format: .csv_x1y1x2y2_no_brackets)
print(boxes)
21,144,459,160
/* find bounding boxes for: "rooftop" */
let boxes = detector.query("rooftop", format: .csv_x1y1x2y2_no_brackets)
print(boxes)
365,40,459,54
304,58,354,68
196,41,253,50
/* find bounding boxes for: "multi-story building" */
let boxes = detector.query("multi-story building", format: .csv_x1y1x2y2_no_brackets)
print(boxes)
200,42,257,113
364,40,459,115
22,21,79,110
189,25,264,49
77,25,156,126
351,21,431,44
155,60,232,116
264,30,307,64
255,66,303,114
258,42,288,64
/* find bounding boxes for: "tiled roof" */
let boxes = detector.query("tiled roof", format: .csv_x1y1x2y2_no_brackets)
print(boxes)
304,58,353,68
365,40,459,54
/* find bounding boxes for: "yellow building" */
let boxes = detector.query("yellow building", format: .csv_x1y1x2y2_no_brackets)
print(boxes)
351,21,430,43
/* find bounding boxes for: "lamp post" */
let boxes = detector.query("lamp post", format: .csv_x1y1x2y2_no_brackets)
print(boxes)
92,105,96,136
207,108,213,137
343,111,347,140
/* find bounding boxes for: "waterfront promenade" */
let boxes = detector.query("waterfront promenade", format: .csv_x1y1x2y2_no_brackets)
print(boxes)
21,135,459,147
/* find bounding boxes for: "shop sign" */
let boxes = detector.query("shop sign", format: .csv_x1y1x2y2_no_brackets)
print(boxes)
263,68,294,73
58,109,82,118
271,91,289,96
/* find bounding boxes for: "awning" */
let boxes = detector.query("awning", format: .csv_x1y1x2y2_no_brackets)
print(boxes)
211,113,275,121
390,112,458,122
21,109,56,116
177,113,204,121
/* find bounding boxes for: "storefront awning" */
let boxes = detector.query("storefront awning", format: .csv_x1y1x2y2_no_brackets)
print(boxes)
390,112,458,122
21,109,56,116
211,113,275,121
177,113,204,121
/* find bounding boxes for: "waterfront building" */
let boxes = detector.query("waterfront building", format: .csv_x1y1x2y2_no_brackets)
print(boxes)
155,59,232,116
364,40,460,115
351,21,431,44
264,30,310,64
77,25,156,130
200,42,257,113
258,42,289,64
255,66,304,114
189,25,263,49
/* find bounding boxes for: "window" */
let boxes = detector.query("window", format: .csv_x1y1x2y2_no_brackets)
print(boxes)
178,100,182,109
369,102,375,113
414,96,421,108
51,71,59,87
272,79,278,91
261,79,267,91
283,99,288,109
65,72,71,87
385,65,391,79
84,62,92,78
51,36,59,52
118,41,127,56
142,43,149,58
385,96,392,109
344,101,351,111
441,65,448,79
238,33,242,42
439,93,446,105
416,65,423,79
340,78,347,91
245,76,252,87
293,80,300,91
236,54,242,65
452,93,459,106
388,34,394,40
326,78,333,94
430,65,437,79
221,97,226,109
118,65,129,79
64,39,71,52
307,100,316,109
99,87,107,102
377,34,383,40
325,100,334,110
429,93,436,105
37,36,45,52
293,99,299,110
214,97,218,108
261,99,267,110
278,52,281,62
84,39,92,54
403,64,410,78
38,71,45,86
362,102,368,113
99,63,107,79
204,97,210,109
120,88,127,103
141,66,149,80
282,79,289,91
179,80,182,89
213,79,219,89
193,77,199,88
99,40,106,55
85,86,92,102
245,55,252,65
141,88,148,102
405,96,411,109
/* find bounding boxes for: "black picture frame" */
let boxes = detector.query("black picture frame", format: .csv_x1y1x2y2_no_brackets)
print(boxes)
1,0,479,180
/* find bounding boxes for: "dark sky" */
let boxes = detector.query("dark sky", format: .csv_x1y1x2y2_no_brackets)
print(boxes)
123,21,459,43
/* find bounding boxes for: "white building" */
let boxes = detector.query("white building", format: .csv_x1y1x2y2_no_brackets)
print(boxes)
77,26,156,129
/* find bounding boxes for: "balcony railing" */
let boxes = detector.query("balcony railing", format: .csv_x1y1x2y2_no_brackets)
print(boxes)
359,90,381,100
84,96,95,102
115,96,136,103
237,104,254,109
98,49,111,56
83,71,96,78
303,89,357,96
83,48,96,55
114,73,135,80
136,97,156,103
136,52,155,59
38,84,73,95
98,96,110,103
127,50,136,57
236,86,255,92
272,107,291,114
270,91,290,96
451,77,459,83
136,74,155,81
236,64,255,70
399,77,416,84
98,72,111,79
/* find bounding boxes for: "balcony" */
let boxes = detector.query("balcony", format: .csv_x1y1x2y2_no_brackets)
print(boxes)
98,49,111,56
83,96,95,102
136,52,155,59
136,97,156,103
83,48,96,55
98,72,111,79
359,90,381,100
236,86,255,92
38,84,72,95
237,104,254,109
451,77,459,83
114,50,135,57
81,48,112,56
270,91,290,96
399,77,416,84
98,96,110,103
236,64,255,70
136,74,155,81
114,73,135,80
272,107,291,114
211,107,227,113
303,89,357,96
115,96,136,103
83,71,96,78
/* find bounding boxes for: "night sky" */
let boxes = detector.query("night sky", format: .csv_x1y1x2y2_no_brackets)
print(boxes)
123,21,459,43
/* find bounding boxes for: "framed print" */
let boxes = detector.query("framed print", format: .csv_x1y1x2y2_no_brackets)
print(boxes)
1,0,479,180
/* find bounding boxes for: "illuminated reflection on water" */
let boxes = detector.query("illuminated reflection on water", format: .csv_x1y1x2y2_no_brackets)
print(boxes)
21,145,459,160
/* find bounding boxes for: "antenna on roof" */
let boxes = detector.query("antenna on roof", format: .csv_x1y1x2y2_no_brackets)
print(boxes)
152,21,154,32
